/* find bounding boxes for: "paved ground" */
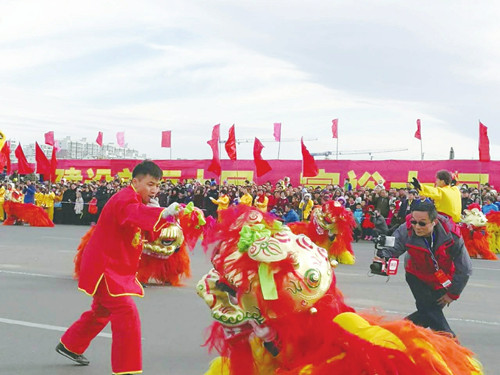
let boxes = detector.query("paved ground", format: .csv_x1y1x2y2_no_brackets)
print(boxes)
0,224,499,374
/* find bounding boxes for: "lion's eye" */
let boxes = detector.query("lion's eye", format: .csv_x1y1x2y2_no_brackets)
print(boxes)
161,239,175,246
304,269,321,289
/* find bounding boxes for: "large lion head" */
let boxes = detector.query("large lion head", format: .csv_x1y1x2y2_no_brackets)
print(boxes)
197,206,340,350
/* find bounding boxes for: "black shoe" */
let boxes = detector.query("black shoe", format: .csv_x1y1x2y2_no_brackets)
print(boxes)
55,342,90,366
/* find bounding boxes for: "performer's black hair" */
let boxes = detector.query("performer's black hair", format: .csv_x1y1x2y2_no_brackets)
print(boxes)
436,170,452,185
132,160,162,179
411,201,438,221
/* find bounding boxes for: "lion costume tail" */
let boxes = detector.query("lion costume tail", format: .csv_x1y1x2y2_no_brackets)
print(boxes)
73,226,96,279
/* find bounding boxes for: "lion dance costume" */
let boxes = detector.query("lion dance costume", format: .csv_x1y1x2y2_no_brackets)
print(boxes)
75,202,207,285
197,205,482,375
287,200,356,264
459,204,497,260
3,185,54,227
486,211,500,255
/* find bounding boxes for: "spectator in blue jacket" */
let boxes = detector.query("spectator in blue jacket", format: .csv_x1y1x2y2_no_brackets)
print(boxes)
23,180,36,204
282,204,300,224
482,196,498,215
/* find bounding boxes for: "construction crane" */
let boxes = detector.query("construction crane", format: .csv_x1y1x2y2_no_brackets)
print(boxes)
311,148,408,160
219,138,318,145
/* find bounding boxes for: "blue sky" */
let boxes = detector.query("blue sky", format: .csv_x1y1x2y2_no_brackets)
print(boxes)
1,0,498,160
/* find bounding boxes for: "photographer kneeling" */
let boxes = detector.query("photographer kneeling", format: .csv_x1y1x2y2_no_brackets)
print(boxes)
376,202,472,337
371,209,388,236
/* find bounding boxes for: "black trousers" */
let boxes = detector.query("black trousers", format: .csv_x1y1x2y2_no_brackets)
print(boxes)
405,272,455,336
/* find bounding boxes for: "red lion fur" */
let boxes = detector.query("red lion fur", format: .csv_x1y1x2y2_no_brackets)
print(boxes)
136,245,191,285
288,201,356,259
3,201,54,227
459,225,497,260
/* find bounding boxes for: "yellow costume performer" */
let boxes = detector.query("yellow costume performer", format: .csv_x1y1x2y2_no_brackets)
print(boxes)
411,171,461,222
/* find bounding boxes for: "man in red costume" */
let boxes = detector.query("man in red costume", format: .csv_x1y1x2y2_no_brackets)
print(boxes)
56,160,179,375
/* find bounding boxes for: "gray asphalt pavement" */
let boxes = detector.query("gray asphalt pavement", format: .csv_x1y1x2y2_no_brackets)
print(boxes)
0,225,499,374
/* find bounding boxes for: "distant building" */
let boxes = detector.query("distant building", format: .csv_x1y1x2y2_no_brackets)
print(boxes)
9,137,147,163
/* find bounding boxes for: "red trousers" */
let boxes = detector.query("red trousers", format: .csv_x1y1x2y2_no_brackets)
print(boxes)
61,280,142,374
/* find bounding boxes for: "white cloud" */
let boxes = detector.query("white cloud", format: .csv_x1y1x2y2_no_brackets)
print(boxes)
0,0,498,162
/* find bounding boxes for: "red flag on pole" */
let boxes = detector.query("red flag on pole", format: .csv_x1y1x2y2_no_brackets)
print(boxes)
273,123,281,142
35,142,51,178
331,119,338,138
116,132,125,147
253,138,272,177
479,122,490,162
96,132,103,146
50,146,58,182
207,124,221,176
44,131,55,146
301,137,319,177
161,131,172,148
415,119,422,140
15,144,34,175
0,142,11,174
225,125,237,161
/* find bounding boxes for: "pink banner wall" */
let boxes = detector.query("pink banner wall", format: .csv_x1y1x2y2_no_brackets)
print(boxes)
12,159,499,189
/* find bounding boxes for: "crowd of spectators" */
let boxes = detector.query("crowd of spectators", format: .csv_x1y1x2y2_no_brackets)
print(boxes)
1,175,499,241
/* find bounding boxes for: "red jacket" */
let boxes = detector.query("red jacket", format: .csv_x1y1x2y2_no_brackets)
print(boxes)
78,186,167,297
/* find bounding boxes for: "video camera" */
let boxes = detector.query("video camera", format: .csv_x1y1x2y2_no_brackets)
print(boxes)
369,235,399,276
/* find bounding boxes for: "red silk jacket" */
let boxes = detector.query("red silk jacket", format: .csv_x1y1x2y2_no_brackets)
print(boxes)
78,186,166,297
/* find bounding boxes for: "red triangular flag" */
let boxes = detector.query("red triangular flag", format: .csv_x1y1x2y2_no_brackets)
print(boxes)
161,131,172,148
96,131,103,147
15,144,34,175
116,132,125,147
331,119,338,138
44,131,55,146
0,142,11,174
50,146,58,182
415,119,422,140
301,137,318,177
35,142,51,177
207,124,221,176
479,122,490,162
273,123,281,142
224,125,237,161
253,138,272,177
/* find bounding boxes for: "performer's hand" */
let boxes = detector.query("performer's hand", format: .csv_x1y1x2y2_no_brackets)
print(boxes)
162,202,180,218
410,177,421,191
437,294,453,307
147,197,160,207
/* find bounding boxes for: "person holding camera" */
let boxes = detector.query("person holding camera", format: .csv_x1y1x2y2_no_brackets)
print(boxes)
375,202,472,337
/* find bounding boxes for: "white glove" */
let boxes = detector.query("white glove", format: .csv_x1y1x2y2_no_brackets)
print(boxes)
147,197,160,207
162,202,180,218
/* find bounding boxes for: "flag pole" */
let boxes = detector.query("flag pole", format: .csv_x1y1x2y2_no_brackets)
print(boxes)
277,139,281,160
420,138,423,161
336,137,339,160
